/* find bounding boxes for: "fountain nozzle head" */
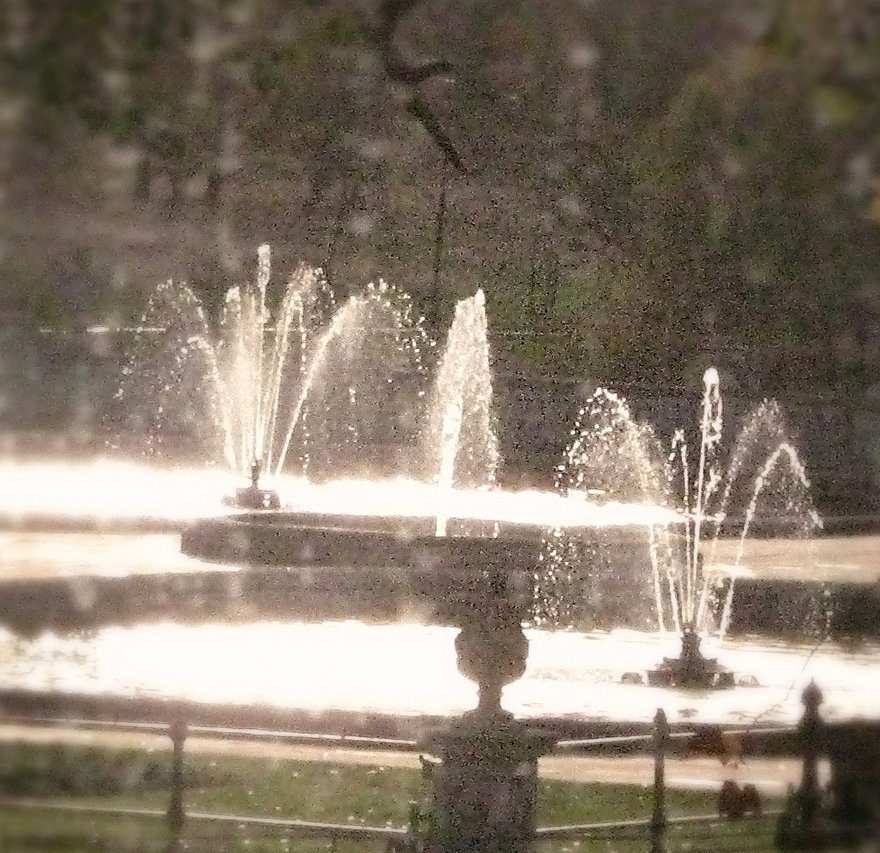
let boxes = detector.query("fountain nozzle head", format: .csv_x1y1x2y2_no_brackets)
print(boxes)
230,458,279,509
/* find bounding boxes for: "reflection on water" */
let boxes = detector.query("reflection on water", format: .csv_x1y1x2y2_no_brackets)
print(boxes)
0,532,223,579
1,620,877,727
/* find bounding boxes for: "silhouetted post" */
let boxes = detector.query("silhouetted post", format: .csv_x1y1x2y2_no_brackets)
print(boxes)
651,708,668,853
166,717,187,851
799,681,823,823
776,680,825,849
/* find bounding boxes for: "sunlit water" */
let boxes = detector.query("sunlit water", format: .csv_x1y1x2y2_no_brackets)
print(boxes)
0,459,877,728
0,459,681,529
0,620,877,727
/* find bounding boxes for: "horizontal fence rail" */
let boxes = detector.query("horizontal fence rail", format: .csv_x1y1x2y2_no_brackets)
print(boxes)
535,809,783,839
0,686,805,757
0,797,410,840
0,686,843,852
0,713,420,751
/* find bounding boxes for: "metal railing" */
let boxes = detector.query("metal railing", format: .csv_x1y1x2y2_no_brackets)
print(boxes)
0,691,804,852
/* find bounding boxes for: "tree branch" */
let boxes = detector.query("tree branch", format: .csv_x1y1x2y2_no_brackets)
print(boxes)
360,0,464,171
407,94,465,173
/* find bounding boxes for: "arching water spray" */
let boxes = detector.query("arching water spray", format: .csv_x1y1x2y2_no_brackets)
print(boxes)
112,279,238,467
540,367,823,643
282,280,430,481
113,249,335,478
112,251,434,483
273,297,368,478
536,387,677,631
716,442,823,636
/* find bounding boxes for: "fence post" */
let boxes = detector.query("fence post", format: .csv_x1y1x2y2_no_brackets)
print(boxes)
651,708,668,853
166,717,188,852
799,680,823,824
775,680,825,849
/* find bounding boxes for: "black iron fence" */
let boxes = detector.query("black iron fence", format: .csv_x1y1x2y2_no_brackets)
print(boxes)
2,681,878,850
1,686,848,852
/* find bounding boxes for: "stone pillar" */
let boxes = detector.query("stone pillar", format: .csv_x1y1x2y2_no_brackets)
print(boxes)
424,719,555,853
421,585,556,853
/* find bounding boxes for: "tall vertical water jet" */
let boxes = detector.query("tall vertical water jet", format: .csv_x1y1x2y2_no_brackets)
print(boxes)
423,290,499,534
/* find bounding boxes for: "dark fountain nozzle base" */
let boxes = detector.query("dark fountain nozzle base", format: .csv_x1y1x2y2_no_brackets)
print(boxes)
646,624,735,690
229,486,281,510
224,460,280,510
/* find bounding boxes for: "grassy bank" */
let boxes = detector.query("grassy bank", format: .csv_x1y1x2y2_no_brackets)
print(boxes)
0,740,779,852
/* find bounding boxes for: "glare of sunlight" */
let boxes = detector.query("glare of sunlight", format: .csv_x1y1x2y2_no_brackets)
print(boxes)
3,621,878,726
0,458,683,529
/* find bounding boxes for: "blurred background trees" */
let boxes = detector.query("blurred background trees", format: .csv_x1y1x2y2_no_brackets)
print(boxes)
1,0,878,397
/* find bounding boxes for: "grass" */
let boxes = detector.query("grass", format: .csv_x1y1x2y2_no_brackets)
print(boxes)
0,740,781,852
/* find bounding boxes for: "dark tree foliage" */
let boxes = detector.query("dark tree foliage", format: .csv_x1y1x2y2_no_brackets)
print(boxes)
0,0,878,398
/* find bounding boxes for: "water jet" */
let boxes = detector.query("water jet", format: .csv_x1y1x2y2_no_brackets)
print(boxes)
536,366,823,688
110,245,429,488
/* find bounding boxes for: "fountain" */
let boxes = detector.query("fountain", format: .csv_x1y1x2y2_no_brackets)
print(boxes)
1,241,867,850
109,245,430,503
536,367,823,688
1,255,831,652
648,367,736,688
653,369,823,688
169,254,691,852
172,360,826,847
